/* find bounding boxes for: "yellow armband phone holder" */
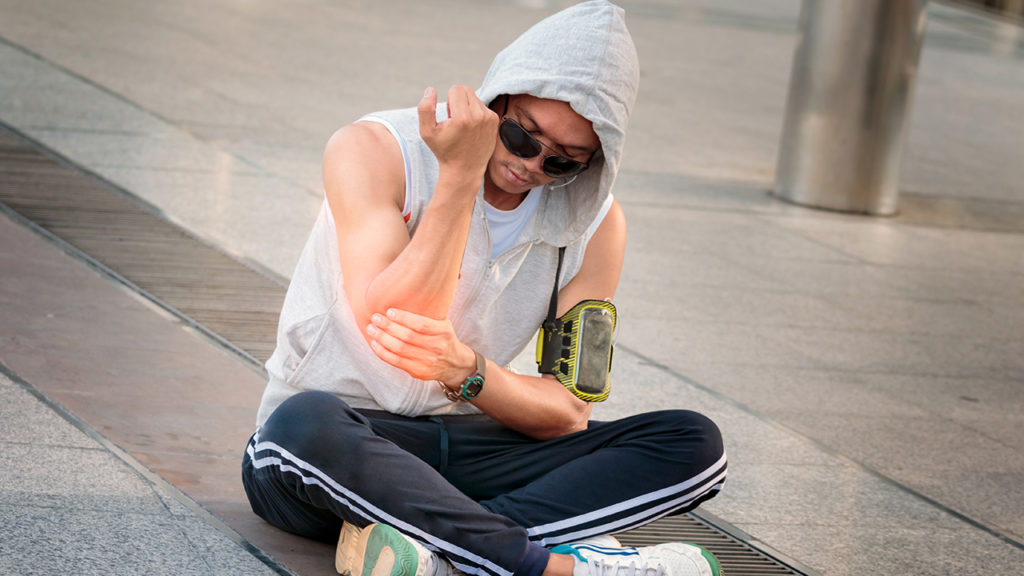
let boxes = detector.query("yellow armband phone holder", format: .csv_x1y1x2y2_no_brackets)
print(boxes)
536,248,616,402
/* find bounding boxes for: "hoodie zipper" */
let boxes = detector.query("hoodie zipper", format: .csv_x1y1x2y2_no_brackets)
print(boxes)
458,194,544,331
460,203,495,315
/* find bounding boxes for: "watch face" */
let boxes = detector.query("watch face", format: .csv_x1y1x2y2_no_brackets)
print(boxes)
462,375,484,399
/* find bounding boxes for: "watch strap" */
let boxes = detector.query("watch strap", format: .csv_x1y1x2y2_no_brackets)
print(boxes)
473,349,486,381
441,381,462,403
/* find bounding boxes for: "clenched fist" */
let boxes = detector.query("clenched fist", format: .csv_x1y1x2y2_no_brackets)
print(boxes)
418,86,499,188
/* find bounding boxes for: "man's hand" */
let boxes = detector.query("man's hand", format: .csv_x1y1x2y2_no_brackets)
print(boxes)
418,86,499,188
366,307,476,387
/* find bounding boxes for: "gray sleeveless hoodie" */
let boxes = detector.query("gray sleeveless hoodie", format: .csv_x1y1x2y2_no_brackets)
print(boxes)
257,0,639,424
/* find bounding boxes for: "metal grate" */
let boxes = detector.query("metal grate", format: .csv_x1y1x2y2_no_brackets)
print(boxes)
618,514,801,575
0,123,804,576
0,126,285,365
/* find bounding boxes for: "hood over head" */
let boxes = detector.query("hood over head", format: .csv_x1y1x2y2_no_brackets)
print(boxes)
477,0,639,246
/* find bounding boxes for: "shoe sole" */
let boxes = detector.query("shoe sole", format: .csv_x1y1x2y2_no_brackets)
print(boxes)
696,545,723,576
652,542,724,576
336,523,421,576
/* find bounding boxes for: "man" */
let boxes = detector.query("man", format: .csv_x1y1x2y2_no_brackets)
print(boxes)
242,2,727,576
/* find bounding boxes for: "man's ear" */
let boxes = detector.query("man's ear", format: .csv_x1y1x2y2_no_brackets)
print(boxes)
488,94,509,114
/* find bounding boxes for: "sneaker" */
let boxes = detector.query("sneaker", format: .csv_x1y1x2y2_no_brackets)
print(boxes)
565,535,622,548
336,522,450,576
550,541,722,576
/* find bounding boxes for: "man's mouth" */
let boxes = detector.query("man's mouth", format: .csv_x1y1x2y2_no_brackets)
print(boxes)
505,164,531,187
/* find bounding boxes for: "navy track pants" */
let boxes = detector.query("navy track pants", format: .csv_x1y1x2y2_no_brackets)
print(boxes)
241,390,726,576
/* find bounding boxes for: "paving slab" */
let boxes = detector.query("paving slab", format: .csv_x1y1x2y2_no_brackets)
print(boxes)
0,368,283,576
1,0,1023,574
0,211,332,575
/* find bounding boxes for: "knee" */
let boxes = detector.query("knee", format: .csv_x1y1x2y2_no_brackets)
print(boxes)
259,390,363,452
647,409,726,469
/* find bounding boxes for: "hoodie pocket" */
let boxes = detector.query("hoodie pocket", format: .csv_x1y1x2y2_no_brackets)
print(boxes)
281,309,333,386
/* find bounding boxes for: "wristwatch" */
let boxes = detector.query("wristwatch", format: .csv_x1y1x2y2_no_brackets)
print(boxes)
441,349,486,402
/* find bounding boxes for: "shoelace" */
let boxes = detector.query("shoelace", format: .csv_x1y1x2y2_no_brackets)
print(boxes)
584,558,666,576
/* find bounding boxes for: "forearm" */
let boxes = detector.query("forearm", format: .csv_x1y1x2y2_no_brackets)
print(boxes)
459,359,592,440
332,85,497,329
364,172,479,320
365,308,591,440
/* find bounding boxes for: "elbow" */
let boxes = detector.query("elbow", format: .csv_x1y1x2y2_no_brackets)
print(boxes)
363,285,448,323
361,291,388,324
532,420,587,441
529,403,591,441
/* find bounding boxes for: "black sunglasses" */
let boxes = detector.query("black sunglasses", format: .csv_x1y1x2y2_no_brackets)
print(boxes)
498,97,596,179
499,119,593,179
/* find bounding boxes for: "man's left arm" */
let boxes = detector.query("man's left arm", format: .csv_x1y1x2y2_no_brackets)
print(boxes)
366,199,626,440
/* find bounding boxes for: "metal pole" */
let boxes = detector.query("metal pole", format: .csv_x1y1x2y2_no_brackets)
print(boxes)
773,0,929,215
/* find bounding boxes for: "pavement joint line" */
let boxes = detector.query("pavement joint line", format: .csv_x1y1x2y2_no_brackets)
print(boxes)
0,116,285,376
0,359,299,576
0,35,178,132
619,342,1024,553
0,33,323,198
0,200,267,376
684,509,821,576
0,117,292,289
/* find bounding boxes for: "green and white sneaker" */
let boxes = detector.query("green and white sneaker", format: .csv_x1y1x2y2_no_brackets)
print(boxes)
336,522,452,576
566,535,621,548
551,540,722,576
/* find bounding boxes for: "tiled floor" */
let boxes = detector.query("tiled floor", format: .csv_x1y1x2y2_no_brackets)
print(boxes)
1,1,1023,574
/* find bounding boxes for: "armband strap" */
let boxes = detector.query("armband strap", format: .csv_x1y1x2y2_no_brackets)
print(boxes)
534,247,616,402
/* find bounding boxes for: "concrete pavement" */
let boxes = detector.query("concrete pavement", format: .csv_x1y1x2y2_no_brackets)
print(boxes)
1,1,1023,574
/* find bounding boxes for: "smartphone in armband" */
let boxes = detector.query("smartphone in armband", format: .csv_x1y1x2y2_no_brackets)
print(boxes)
537,299,616,402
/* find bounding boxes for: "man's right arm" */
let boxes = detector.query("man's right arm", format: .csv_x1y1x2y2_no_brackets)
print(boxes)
322,86,498,338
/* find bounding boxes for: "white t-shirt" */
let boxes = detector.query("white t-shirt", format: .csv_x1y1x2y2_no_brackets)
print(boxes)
484,188,613,259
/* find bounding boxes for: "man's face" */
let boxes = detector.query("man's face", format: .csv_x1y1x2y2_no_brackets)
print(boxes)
485,95,601,197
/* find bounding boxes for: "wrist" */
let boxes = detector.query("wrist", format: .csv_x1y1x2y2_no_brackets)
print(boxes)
441,343,477,390
440,347,486,402
436,167,484,198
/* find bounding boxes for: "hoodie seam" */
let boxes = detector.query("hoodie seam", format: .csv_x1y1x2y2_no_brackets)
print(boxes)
587,12,617,122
